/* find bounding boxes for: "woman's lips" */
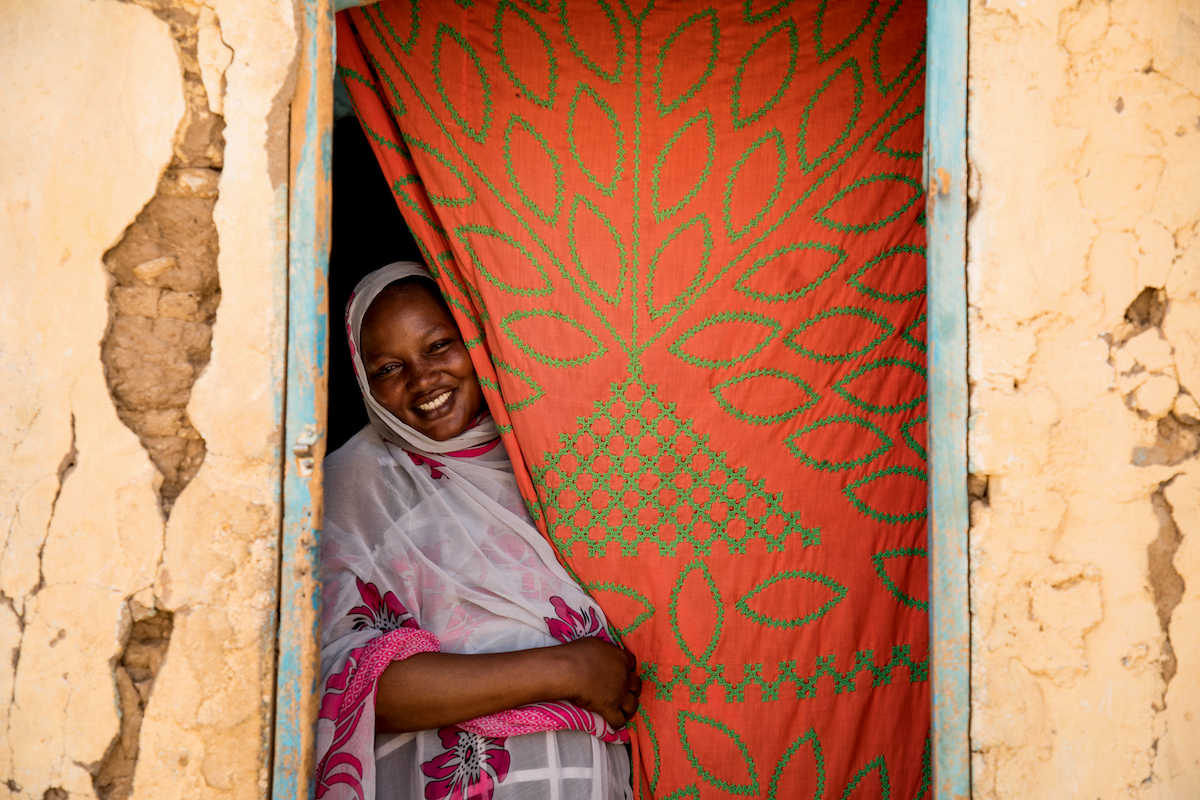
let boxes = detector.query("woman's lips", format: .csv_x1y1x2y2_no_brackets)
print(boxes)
415,389,453,413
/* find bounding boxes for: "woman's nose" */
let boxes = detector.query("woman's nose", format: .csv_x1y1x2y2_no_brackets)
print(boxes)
406,359,438,389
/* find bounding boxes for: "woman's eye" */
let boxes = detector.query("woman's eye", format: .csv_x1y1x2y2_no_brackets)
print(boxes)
375,364,399,378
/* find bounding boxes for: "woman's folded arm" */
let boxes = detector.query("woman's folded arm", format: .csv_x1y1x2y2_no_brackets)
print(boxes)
375,636,641,733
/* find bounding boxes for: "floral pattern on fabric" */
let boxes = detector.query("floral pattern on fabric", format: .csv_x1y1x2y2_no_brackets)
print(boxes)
545,596,614,645
349,578,418,632
316,628,443,800
421,727,511,800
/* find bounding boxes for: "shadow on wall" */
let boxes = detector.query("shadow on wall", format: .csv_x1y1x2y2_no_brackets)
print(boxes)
328,115,422,453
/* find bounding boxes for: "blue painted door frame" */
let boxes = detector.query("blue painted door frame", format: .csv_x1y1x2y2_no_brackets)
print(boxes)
925,0,970,798
271,1,971,796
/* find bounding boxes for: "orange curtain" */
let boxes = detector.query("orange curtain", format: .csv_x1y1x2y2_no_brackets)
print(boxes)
337,1,930,795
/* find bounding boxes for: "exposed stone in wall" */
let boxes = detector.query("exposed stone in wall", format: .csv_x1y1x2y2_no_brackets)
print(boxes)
102,0,226,515
92,611,172,800
968,0,1200,797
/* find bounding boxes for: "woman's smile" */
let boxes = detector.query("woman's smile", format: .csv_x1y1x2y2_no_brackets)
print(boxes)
359,280,485,442
415,389,453,413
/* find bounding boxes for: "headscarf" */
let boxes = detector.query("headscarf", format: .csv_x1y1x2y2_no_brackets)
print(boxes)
316,263,629,800
344,261,498,455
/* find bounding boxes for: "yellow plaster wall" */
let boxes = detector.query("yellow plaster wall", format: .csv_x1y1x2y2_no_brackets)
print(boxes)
968,1,1200,797
0,1,297,798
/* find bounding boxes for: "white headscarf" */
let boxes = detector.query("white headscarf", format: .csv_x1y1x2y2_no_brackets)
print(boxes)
344,261,498,455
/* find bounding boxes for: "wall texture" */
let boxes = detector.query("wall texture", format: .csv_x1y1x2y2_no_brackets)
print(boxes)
0,1,297,798
968,0,1200,797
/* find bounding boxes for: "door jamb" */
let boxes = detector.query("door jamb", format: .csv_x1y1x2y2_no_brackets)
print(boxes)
925,1,971,798
273,1,334,797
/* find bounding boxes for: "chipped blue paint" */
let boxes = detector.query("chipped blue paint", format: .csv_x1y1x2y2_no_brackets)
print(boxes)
272,0,333,798
925,1,970,799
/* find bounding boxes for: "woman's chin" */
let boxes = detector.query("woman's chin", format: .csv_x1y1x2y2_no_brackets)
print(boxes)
407,405,467,442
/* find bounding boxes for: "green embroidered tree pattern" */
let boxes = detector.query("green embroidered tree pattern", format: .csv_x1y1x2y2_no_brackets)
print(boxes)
338,0,931,795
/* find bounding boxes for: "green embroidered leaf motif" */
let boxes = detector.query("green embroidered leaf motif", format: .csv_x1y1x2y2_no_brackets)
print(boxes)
871,0,926,95
876,105,924,161
661,788,699,800
901,313,927,354
490,355,545,413
786,415,893,472
454,224,553,296
432,23,492,143
678,711,759,796
872,548,928,611
504,115,564,226
653,9,719,116
838,755,890,799
814,0,879,63
798,57,863,175
815,173,923,234
401,135,475,207
495,0,558,108
742,0,796,25
567,83,625,197
651,110,715,223
731,19,798,130
669,559,723,665
736,570,848,629
723,129,786,242
848,244,926,302
785,306,894,363
735,242,847,304
668,311,782,369
767,727,826,800
648,215,712,320
901,413,927,460
500,309,608,368
584,581,654,639
392,176,444,234
559,0,625,84
568,195,627,305
712,370,818,426
362,2,419,56
832,357,926,415
844,466,927,524
638,707,662,793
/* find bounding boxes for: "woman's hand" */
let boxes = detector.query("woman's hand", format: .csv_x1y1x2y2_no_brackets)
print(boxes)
555,638,642,728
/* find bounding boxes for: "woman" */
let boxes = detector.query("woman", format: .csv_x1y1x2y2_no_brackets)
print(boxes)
317,262,640,800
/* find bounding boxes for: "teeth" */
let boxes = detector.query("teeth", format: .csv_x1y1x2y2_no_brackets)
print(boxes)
417,391,451,412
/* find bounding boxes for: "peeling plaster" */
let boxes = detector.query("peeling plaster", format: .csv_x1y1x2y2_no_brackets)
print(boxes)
1,0,296,798
969,0,1200,796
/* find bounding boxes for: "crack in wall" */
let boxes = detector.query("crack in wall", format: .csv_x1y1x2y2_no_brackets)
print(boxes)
92,610,174,800
1147,480,1184,688
101,0,225,518
90,1,228,795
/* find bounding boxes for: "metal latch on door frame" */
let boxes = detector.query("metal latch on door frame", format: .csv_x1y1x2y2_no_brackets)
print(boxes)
292,423,319,477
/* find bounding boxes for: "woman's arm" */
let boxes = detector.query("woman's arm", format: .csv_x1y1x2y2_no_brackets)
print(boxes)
375,637,641,733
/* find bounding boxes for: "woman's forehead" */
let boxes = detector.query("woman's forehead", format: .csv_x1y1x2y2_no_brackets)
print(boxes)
361,287,456,344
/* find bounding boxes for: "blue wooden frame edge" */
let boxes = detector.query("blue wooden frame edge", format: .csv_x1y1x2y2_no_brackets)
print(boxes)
273,0,334,797
925,1,970,798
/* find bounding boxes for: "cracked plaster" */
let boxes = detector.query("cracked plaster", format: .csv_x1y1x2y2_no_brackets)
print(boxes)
969,0,1200,797
0,1,297,798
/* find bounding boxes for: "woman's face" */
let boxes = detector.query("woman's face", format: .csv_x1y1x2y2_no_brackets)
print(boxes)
359,285,484,442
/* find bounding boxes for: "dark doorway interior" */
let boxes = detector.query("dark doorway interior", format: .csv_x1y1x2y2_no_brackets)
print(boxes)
327,115,421,453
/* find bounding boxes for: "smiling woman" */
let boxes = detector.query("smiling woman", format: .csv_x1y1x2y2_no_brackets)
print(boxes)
315,262,641,800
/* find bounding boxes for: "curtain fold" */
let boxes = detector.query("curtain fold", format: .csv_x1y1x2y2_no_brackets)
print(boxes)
336,1,930,795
